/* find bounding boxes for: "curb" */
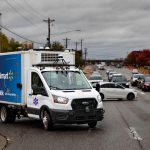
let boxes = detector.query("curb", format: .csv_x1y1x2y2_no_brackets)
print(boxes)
0,134,7,150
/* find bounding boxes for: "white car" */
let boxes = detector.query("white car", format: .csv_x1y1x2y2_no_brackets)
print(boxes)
99,82,137,100
89,74,103,85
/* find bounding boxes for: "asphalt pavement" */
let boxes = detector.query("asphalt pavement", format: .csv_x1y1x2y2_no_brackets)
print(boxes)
0,134,7,150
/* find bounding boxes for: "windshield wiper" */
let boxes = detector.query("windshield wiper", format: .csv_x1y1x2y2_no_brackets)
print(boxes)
49,85,61,90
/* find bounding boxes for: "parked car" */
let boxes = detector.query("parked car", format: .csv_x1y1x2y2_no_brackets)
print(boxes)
140,76,150,91
98,82,137,100
89,74,103,85
130,73,144,86
111,76,130,88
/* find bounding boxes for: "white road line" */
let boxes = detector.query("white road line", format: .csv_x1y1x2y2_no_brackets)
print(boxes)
131,86,145,95
129,127,143,141
140,92,145,95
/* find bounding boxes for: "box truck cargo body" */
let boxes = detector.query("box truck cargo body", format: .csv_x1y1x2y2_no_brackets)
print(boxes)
0,50,104,130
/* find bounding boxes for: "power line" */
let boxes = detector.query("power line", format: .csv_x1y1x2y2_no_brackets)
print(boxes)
23,0,46,19
51,30,80,37
0,24,44,45
5,0,41,28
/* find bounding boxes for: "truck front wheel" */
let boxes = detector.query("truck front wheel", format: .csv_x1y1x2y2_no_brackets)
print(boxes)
88,121,97,128
41,109,53,130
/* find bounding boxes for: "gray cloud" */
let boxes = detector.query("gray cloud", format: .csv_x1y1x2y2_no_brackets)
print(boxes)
1,0,150,59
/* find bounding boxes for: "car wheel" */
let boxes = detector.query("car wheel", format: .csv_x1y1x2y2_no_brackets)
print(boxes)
100,93,104,101
41,109,53,130
127,93,135,100
88,121,97,128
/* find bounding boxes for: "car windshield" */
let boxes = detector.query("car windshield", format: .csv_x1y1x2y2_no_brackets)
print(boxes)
134,74,143,78
42,71,92,90
114,76,127,82
145,77,150,82
89,76,102,80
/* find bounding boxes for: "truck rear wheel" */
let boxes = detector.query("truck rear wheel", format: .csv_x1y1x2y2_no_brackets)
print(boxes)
41,109,53,130
0,106,16,123
88,121,97,128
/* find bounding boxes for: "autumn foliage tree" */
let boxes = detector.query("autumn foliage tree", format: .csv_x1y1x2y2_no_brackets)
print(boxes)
126,49,150,67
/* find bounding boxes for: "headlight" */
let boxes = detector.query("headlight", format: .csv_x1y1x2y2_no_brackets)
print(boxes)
97,95,102,102
126,83,129,85
52,95,69,104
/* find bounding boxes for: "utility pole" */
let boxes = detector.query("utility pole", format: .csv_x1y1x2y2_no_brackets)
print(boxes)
84,48,87,65
80,39,83,59
63,37,71,49
43,18,55,49
75,42,79,51
0,13,2,53
80,39,83,51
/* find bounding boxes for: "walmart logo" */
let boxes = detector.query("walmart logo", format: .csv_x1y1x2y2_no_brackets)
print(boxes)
8,70,13,81
0,70,14,81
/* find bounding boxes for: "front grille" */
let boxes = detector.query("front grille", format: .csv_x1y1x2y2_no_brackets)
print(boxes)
71,98,98,110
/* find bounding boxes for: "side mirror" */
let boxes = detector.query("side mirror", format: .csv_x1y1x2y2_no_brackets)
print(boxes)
96,83,100,92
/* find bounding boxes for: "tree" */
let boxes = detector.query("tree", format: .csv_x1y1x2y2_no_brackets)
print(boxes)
126,49,150,67
51,41,64,51
0,33,22,52
0,33,9,52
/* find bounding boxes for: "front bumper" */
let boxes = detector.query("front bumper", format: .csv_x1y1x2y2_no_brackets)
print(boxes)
50,108,105,124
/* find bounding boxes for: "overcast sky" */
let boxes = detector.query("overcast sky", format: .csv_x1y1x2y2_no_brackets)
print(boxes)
1,0,150,59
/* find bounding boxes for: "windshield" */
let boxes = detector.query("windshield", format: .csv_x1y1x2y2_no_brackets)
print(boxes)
114,76,127,82
89,76,102,80
42,71,92,90
145,77,150,82
134,74,143,78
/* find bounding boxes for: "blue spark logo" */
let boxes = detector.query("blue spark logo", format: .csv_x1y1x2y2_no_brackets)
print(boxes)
33,97,38,106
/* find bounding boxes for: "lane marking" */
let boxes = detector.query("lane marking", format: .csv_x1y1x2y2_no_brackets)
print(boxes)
140,92,145,95
129,127,143,141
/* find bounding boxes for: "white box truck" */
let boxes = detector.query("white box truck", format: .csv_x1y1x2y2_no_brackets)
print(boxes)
0,50,104,130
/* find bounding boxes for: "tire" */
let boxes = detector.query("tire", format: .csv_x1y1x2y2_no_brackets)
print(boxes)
41,109,53,130
100,93,104,101
0,106,16,123
88,121,97,128
127,93,135,100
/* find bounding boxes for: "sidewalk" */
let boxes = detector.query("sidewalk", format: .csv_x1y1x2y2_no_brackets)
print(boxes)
0,134,7,150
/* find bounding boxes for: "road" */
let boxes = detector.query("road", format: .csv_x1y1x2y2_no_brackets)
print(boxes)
0,67,150,150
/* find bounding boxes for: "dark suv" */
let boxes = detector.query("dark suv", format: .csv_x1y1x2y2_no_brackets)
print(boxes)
111,76,130,88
